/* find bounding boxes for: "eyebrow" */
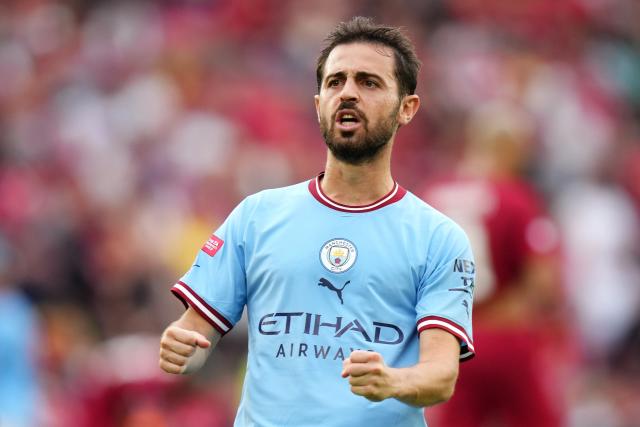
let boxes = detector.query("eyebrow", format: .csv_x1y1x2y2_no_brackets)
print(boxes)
324,71,386,85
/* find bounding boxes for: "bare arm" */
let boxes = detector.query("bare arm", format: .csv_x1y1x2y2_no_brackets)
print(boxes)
159,307,222,374
342,328,461,407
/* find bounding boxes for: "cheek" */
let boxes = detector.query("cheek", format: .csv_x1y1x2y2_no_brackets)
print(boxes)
373,104,396,121
318,109,333,129
319,102,335,122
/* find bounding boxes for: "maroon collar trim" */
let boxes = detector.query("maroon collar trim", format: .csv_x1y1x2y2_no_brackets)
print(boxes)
308,173,407,213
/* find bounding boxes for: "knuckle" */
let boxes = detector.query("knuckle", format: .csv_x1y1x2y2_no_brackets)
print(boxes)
160,361,180,375
160,349,183,365
160,338,174,350
173,353,186,365
176,345,190,356
159,360,171,373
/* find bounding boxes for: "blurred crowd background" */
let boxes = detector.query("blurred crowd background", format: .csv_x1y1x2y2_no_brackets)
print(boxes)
1,0,639,426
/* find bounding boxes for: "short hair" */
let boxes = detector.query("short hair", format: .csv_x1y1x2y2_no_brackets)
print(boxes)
316,16,420,98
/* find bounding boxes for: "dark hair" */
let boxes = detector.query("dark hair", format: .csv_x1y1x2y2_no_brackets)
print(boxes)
316,16,420,98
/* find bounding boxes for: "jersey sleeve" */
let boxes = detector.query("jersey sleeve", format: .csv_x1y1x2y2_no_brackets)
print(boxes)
170,198,253,336
416,222,476,361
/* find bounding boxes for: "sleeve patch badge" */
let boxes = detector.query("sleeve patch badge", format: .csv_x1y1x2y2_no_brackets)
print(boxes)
202,234,224,257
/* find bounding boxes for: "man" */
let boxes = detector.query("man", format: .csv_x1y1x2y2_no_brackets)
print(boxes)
422,102,565,427
0,234,41,427
159,17,475,427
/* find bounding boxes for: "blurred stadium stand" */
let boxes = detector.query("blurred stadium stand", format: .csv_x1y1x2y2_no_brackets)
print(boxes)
0,1,639,426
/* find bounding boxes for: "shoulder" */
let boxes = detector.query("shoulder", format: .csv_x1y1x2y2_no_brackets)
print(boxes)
242,179,310,207
401,191,466,231
400,190,472,254
231,179,311,220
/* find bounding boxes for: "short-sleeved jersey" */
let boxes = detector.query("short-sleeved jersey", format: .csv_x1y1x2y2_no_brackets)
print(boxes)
171,174,475,427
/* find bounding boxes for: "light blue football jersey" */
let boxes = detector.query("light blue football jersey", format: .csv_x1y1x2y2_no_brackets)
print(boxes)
171,174,476,427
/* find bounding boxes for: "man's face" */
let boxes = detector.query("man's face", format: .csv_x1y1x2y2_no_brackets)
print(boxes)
315,42,402,165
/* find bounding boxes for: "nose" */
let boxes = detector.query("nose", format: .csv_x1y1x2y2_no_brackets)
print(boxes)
339,78,359,102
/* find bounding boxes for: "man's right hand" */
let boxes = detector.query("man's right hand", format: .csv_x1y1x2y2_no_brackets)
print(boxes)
159,324,212,374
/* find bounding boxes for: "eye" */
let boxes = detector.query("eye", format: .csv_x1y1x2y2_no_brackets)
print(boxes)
363,79,378,88
328,79,341,87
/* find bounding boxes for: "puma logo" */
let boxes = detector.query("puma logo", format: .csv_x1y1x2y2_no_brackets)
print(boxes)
317,278,350,304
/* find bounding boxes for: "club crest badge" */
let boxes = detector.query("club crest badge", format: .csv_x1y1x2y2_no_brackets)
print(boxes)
320,238,357,273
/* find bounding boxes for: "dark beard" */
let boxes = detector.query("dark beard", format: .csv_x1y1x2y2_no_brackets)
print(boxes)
321,101,399,165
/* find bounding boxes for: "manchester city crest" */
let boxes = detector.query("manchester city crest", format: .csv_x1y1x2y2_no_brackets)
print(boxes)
320,238,357,273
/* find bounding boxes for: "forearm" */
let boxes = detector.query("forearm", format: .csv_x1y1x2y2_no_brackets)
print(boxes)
176,309,221,373
171,308,219,340
388,359,458,407
343,330,462,406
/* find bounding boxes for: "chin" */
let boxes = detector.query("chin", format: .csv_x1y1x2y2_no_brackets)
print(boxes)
339,131,356,139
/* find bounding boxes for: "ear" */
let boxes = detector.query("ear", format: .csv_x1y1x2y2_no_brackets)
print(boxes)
314,94,321,123
397,94,420,126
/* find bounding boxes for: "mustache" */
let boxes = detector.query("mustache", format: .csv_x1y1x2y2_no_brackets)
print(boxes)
332,101,367,123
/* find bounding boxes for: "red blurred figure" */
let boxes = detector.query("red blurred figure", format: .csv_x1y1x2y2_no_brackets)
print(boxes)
78,335,235,427
422,103,567,427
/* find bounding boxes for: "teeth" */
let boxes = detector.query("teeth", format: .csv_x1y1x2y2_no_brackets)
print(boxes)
343,114,355,119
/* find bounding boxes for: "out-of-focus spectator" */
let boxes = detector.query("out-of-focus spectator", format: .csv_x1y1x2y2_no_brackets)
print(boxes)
422,103,567,427
79,335,235,427
554,141,640,427
555,166,640,360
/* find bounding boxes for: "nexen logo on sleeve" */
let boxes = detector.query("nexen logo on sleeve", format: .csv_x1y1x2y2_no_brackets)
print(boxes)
202,234,224,257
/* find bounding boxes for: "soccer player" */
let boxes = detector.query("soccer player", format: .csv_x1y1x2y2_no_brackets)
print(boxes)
422,103,564,427
159,17,475,427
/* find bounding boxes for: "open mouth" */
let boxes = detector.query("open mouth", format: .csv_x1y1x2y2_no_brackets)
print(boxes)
335,109,362,131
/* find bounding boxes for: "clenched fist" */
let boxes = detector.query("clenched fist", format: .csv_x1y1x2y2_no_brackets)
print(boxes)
159,324,212,374
341,350,399,402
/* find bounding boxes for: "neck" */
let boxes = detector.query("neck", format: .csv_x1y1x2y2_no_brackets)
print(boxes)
321,145,395,206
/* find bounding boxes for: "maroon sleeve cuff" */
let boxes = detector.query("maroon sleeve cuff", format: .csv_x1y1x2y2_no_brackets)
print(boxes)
171,281,233,336
417,315,475,361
